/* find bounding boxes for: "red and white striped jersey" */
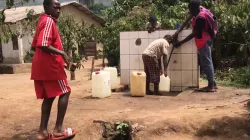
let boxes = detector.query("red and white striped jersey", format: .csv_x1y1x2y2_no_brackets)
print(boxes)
31,14,66,80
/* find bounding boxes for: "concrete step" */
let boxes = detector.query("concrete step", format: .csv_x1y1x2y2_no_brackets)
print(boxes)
0,63,32,74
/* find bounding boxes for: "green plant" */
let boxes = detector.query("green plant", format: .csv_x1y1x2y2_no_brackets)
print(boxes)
213,0,250,66
88,3,108,16
58,15,91,80
96,4,150,66
116,122,129,136
114,122,132,140
24,47,35,63
215,67,250,88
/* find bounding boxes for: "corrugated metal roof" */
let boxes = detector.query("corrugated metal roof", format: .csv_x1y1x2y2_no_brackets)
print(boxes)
4,1,105,26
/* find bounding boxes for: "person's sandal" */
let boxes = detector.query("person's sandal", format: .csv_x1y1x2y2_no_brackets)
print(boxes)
196,85,218,91
51,128,76,140
202,87,216,92
196,86,208,92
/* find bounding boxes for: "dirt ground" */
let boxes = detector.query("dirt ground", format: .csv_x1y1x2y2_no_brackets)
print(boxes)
0,59,250,140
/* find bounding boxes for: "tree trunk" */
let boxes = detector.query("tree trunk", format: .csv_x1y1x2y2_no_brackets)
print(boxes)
70,71,76,80
89,56,95,80
102,55,105,67
102,45,105,67
67,50,75,80
212,34,221,69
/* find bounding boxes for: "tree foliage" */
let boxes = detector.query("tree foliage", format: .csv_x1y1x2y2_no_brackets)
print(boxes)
1,0,250,70
213,0,250,66
88,3,108,17
93,0,250,67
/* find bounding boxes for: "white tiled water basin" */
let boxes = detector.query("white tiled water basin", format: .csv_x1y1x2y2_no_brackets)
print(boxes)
119,30,199,91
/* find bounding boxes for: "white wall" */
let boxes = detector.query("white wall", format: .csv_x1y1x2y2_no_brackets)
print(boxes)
1,39,20,64
0,21,33,64
21,30,33,60
1,23,23,64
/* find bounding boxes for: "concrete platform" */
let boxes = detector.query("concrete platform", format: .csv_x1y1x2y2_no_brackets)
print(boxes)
0,63,32,74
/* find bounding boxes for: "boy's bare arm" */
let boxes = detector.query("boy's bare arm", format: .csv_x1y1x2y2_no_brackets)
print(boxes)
40,46,64,55
174,30,196,47
163,55,168,71
40,46,70,65
31,46,65,57
158,58,162,71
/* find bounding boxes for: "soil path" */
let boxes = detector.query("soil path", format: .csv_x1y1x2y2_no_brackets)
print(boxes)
0,59,250,140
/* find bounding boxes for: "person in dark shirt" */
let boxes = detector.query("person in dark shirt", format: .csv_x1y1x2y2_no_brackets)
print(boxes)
173,0,217,92
146,15,161,33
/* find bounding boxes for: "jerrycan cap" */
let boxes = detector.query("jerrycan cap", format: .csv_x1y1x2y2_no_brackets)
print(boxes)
137,72,142,75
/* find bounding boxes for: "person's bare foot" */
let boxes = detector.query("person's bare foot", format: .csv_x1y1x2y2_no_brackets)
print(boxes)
37,130,49,140
53,129,64,137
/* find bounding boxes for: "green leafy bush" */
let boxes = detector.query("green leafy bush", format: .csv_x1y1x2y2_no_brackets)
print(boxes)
216,67,250,87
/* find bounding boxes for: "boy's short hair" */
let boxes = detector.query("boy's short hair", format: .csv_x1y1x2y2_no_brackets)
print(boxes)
43,0,52,6
163,35,173,43
188,0,201,9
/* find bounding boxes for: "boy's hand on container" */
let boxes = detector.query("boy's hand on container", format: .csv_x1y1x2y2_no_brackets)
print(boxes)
160,70,163,75
164,71,168,77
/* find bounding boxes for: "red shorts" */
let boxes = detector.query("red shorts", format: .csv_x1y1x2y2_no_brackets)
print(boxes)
34,79,71,99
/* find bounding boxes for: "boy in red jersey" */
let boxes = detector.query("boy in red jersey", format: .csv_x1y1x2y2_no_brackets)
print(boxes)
31,0,76,139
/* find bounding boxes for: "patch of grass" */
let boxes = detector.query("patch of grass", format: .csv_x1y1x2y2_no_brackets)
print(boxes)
214,67,250,88
215,79,248,88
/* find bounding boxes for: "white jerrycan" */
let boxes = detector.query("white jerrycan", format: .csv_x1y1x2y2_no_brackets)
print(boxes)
92,71,111,98
159,55,171,92
103,67,118,90
159,74,170,92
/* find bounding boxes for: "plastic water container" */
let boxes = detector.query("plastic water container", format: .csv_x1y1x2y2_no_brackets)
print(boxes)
92,71,111,98
130,71,146,97
159,74,170,92
103,67,118,89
